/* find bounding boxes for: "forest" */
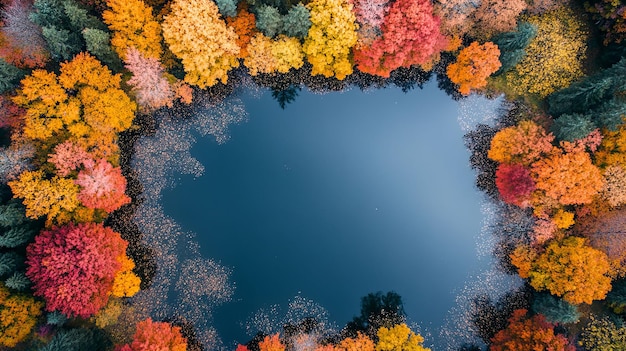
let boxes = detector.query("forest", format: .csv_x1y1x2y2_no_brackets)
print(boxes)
1,0,626,348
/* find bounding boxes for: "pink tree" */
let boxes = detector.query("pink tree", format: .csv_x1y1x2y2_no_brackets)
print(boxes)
0,0,48,68
48,141,92,177
353,0,447,77
25,222,127,317
75,158,131,212
351,0,388,45
124,47,175,112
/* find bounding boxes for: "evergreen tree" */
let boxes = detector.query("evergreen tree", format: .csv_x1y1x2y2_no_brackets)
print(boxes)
607,279,626,314
0,202,28,227
215,0,237,17
0,59,25,94
551,113,597,141
281,4,310,38
46,311,68,326
0,227,35,248
82,28,122,71
596,97,626,130
256,5,282,37
531,292,580,324
41,26,82,61
39,328,112,351
493,22,537,74
0,252,20,277
4,272,31,291
63,0,107,30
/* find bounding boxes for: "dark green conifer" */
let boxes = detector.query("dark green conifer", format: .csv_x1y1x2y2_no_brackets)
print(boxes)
4,272,31,291
531,292,580,324
551,113,597,142
0,59,25,94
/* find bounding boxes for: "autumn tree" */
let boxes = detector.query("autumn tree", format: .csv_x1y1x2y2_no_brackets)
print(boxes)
244,33,276,75
124,47,175,111
446,41,501,95
495,163,535,207
433,0,475,37
488,120,555,166
579,315,626,351
75,158,131,212
272,35,304,73
102,0,163,60
601,165,626,207
162,0,240,88
469,0,526,38
532,150,604,205
375,324,430,351
0,283,43,347
226,5,257,59
303,0,357,80
0,0,49,68
281,4,311,39
586,0,626,44
13,53,136,159
492,22,537,75
48,140,92,177
505,7,587,98
513,237,612,305
259,333,285,351
353,0,447,77
338,332,375,351
26,222,128,317
8,170,79,222
117,318,188,351
489,309,575,351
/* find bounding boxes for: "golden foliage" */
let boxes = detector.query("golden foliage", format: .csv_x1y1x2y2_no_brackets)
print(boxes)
93,297,123,328
506,7,587,97
303,0,358,80
487,120,555,165
375,324,430,351
162,0,240,88
0,284,43,347
103,0,163,60
111,255,141,298
446,41,501,95
244,33,276,76
8,170,79,223
272,35,304,74
338,332,375,351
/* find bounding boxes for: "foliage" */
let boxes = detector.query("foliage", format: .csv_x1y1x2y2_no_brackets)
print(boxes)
8,170,79,222
82,28,122,71
433,0,474,37
39,327,113,351
469,287,532,344
602,165,626,207
256,5,282,38
13,53,136,159
25,222,128,317
514,237,612,304
487,120,554,166
470,0,526,38
531,292,580,324
125,47,176,111
353,0,446,77
347,291,406,339
505,8,587,98
0,201,36,248
93,298,122,328
579,315,626,351
258,333,285,351
245,33,276,75
375,324,430,351
282,4,311,39
118,318,188,351
75,158,131,212
162,0,239,88
48,141,91,177
551,113,597,142
0,0,49,68
111,254,140,297
338,332,375,351
215,0,237,18
0,283,43,347
4,272,31,291
489,309,575,351
102,0,162,60
495,163,535,207
46,311,67,326
272,35,304,73
352,0,387,29
226,5,257,59
0,252,20,278
586,0,626,44
303,0,357,80
492,22,538,75
0,59,25,94
531,150,604,206
446,41,501,95
607,279,626,314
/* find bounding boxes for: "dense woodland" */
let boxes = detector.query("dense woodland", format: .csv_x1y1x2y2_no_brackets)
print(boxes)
1,0,626,348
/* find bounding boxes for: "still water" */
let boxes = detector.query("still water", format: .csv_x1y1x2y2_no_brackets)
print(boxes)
162,81,489,349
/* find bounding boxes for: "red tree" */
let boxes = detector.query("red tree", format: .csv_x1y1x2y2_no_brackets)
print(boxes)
117,318,188,351
490,309,575,351
25,222,127,317
75,158,131,212
353,0,447,77
495,163,535,207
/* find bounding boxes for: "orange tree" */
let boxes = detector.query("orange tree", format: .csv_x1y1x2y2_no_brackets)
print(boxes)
446,41,501,95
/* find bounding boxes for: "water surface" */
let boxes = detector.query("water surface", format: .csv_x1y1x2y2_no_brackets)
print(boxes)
162,81,489,349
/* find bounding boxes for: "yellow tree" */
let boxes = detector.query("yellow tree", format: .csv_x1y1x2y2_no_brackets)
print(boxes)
303,0,358,80
102,0,163,60
244,33,277,76
506,7,587,97
272,35,304,74
375,324,431,351
8,170,79,223
512,237,612,305
13,53,136,160
111,254,141,298
162,0,240,88
0,283,43,347
446,41,501,95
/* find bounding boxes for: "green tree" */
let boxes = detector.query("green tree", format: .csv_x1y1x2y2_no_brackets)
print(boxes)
492,22,537,75
551,113,597,142
256,5,282,38
531,292,580,324
0,59,25,94
4,272,30,292
215,0,237,17
82,28,122,71
281,4,311,38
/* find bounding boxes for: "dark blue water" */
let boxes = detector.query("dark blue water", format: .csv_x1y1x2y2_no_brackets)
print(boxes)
162,82,488,349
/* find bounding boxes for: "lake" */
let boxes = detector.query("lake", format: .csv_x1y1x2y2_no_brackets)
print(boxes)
160,81,491,349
